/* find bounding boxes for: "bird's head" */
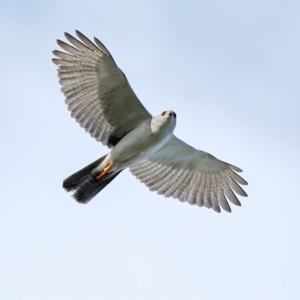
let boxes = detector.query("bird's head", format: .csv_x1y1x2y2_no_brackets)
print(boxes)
151,110,177,134
161,110,176,119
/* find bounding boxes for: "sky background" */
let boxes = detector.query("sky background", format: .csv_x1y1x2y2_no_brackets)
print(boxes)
1,0,300,299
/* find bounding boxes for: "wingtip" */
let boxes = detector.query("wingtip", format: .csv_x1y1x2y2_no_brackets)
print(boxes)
230,165,243,172
56,39,65,47
52,49,61,56
224,207,232,213
52,58,60,65
219,204,232,213
75,29,83,37
64,32,73,40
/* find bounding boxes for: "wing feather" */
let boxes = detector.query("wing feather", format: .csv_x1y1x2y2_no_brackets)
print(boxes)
186,171,199,205
53,30,151,147
130,135,248,213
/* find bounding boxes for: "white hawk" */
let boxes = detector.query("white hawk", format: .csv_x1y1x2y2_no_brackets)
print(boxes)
52,31,248,213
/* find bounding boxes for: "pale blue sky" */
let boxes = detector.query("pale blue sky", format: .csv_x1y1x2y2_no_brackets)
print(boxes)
1,1,299,299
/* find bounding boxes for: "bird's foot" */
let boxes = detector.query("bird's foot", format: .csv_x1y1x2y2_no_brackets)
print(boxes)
96,162,112,179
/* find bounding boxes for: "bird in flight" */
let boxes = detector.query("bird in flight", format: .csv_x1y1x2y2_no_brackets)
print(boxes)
52,30,248,213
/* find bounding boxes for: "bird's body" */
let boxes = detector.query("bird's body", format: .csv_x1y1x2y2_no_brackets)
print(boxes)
53,31,248,213
95,110,176,176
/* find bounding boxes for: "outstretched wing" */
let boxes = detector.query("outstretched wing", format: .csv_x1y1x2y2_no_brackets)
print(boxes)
52,30,151,147
130,135,248,213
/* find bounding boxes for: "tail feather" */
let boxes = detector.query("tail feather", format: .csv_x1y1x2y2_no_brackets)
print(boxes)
73,171,121,203
63,156,122,203
63,156,105,192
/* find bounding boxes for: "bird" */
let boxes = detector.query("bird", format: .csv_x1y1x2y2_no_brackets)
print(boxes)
52,30,248,213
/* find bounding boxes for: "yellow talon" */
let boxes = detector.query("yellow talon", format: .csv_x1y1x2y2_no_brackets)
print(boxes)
96,162,113,179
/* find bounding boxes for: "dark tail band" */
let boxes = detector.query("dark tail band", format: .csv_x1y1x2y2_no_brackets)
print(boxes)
63,156,122,203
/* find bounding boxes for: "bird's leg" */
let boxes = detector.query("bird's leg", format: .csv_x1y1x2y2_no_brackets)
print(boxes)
96,162,113,179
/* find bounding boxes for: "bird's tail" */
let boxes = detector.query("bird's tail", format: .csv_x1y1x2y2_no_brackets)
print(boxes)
63,155,122,203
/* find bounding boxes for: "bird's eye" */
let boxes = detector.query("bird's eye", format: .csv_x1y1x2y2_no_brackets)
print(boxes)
173,112,176,119
162,111,166,116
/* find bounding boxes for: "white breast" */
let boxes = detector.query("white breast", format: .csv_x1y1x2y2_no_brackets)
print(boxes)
110,116,175,170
